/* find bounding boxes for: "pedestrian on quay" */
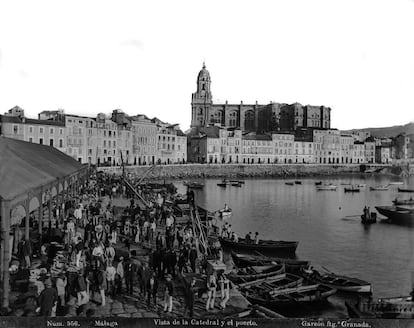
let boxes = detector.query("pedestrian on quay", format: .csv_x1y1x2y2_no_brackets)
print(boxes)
146,272,158,307
205,272,217,311
219,272,230,309
77,272,89,306
163,274,174,313
124,258,135,295
141,262,151,297
56,273,67,307
106,260,116,297
38,279,58,316
189,245,198,273
116,257,124,293
183,277,197,317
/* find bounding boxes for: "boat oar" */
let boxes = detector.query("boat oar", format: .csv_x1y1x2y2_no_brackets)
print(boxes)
320,265,335,275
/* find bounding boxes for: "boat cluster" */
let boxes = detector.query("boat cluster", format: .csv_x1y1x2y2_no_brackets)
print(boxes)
216,235,373,315
217,179,244,188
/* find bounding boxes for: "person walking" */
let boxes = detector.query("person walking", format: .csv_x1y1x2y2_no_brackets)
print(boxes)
205,273,217,311
219,272,230,309
77,272,89,306
163,274,174,313
116,257,124,293
56,273,67,307
146,272,158,307
38,279,58,316
124,258,135,295
106,260,116,297
189,245,198,273
141,262,151,297
183,277,196,317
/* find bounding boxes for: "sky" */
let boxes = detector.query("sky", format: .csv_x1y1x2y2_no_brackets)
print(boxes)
0,0,413,131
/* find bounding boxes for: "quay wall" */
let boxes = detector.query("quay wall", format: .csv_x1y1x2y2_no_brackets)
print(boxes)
96,164,395,179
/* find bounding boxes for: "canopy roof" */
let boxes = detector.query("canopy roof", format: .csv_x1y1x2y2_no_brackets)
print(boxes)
0,136,84,201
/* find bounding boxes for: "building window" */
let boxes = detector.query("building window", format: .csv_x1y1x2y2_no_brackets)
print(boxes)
40,127,43,134
50,139,54,147
13,125,18,134
59,139,63,148
29,126,33,133
60,128,63,134
50,128,54,134
29,137,33,143
39,138,43,145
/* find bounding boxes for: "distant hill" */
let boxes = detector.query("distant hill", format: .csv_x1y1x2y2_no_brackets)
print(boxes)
344,122,414,138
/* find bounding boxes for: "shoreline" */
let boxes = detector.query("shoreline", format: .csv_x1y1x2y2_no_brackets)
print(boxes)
97,164,404,180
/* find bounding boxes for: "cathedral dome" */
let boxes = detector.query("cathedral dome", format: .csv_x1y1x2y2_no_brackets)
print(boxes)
197,62,210,81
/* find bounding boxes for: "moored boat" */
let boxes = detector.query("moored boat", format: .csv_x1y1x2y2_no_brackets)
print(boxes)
219,208,232,217
344,186,360,193
375,205,414,225
315,181,322,186
301,268,372,293
230,251,309,272
294,181,302,185
392,198,414,206
317,184,337,191
388,182,404,185
285,182,294,186
238,273,304,291
219,237,298,254
242,284,336,310
227,265,285,284
231,182,243,187
370,186,389,191
357,184,366,188
230,180,245,184
217,182,227,187
184,181,204,189
398,187,414,193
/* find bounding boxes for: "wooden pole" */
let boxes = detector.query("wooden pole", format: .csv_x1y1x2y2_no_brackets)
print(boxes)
25,195,30,240
1,200,11,309
38,190,43,235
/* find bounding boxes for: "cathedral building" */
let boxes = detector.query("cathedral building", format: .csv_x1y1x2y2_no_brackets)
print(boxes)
191,63,331,133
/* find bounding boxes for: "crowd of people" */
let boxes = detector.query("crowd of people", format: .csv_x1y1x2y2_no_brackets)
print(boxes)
10,172,231,317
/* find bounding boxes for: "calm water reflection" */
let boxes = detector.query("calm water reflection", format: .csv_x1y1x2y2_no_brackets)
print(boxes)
175,175,414,303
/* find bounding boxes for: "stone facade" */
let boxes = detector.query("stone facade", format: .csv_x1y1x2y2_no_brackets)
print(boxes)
190,63,331,132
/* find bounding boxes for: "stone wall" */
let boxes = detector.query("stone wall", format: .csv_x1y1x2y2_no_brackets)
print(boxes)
97,164,372,179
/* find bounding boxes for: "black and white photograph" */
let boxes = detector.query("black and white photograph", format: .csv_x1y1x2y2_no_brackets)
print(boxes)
0,1,413,327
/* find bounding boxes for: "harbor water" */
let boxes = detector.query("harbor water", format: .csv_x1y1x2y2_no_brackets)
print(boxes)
175,175,414,317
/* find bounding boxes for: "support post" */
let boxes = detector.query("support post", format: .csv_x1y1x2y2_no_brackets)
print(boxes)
38,191,43,235
25,196,30,241
1,200,11,309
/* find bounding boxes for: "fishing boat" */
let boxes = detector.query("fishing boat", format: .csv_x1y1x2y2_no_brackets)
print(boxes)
346,295,414,319
230,180,245,184
361,212,377,224
219,207,232,217
238,273,304,291
230,251,309,272
242,284,336,310
357,184,366,188
398,188,414,193
375,206,414,225
301,268,372,293
231,181,243,187
294,181,302,185
344,186,360,193
219,237,298,254
370,186,389,191
217,182,227,187
183,181,204,189
340,182,352,186
392,198,414,206
227,265,285,284
388,182,404,186
315,181,322,186
317,184,337,191
285,182,294,186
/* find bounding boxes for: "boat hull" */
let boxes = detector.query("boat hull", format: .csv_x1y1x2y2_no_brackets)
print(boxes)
220,237,298,255
375,206,414,225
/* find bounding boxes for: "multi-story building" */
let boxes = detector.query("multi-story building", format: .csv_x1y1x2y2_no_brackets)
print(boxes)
130,115,158,165
1,106,186,166
272,133,295,164
339,134,354,164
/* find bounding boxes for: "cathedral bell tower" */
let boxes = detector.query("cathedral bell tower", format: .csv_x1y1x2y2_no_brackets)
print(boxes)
191,62,212,127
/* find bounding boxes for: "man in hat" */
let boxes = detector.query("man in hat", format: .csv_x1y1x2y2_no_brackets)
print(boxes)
146,271,158,306
163,274,174,313
38,279,58,316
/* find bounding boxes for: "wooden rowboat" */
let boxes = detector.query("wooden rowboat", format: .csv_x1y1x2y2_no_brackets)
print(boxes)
242,284,336,309
392,198,414,206
398,188,414,193
237,273,304,291
301,269,372,293
227,265,285,284
219,237,298,254
230,251,309,272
